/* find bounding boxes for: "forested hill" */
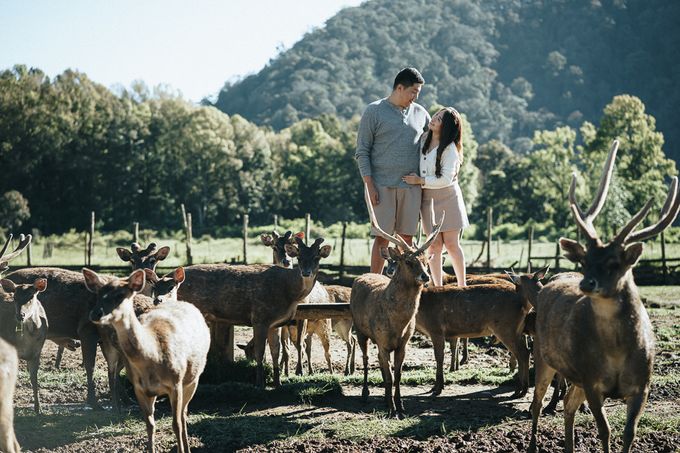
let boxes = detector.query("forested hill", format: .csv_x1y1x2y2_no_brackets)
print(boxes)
213,0,680,161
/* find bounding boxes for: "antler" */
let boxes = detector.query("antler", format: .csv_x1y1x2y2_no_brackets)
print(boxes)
569,140,619,242
364,184,411,250
0,234,32,264
619,177,680,243
413,199,445,256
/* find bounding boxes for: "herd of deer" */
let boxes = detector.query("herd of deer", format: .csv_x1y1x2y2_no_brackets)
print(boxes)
0,140,676,453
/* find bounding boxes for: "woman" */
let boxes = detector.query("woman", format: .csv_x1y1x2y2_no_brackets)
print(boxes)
402,107,469,286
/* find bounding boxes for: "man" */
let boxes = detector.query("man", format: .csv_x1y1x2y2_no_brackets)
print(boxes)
355,67,430,274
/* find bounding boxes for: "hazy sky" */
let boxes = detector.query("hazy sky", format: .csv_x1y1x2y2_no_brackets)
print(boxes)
0,0,364,102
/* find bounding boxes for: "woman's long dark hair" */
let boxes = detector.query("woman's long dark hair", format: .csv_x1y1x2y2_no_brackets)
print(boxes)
421,107,463,178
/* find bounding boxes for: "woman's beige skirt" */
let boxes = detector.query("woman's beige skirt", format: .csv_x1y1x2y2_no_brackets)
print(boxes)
421,184,469,234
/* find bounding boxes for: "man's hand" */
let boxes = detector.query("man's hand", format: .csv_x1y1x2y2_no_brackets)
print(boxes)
367,182,380,205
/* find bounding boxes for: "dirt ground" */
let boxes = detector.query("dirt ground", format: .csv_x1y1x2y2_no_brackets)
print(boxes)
11,297,680,452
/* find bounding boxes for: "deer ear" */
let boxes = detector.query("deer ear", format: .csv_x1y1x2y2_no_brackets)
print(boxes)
116,248,132,262
260,234,274,247
624,242,644,267
295,232,305,240
559,238,586,264
504,271,521,286
284,243,299,258
33,278,47,292
379,247,390,260
1,279,16,293
533,265,550,281
82,268,105,293
319,245,332,258
154,246,171,261
128,269,146,293
388,247,402,260
173,267,185,284
143,269,159,284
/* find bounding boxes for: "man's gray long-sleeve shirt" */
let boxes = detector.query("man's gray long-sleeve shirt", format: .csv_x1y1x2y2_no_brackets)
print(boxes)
355,98,430,188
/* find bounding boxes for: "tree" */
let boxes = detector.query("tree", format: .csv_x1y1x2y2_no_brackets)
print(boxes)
0,191,30,231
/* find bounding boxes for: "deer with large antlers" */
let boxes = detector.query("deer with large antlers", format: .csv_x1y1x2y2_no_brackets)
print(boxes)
350,185,444,418
518,140,679,453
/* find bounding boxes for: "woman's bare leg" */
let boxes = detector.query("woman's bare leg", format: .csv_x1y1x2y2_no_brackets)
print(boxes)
442,230,466,287
427,234,444,286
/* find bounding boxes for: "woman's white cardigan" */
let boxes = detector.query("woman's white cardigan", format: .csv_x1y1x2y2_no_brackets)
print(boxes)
419,142,461,189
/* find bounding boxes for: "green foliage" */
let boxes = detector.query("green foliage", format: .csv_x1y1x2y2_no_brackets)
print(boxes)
0,190,30,230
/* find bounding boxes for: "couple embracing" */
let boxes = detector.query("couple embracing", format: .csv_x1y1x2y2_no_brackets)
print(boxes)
355,67,468,287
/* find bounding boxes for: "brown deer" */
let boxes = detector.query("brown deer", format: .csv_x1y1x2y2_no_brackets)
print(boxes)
0,277,48,414
520,140,679,453
85,268,210,453
0,337,20,453
175,236,331,387
116,242,171,273
351,185,443,418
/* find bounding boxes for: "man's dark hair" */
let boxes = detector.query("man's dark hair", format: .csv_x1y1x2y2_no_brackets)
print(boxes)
393,67,424,90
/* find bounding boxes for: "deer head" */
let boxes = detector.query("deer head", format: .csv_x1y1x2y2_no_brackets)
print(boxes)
505,265,550,309
560,140,680,298
1,277,47,323
364,184,444,285
284,236,331,279
84,268,145,324
143,267,185,305
116,242,171,271
0,234,32,276
260,231,304,268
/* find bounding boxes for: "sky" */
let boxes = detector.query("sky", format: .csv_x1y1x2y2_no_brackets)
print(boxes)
0,0,364,102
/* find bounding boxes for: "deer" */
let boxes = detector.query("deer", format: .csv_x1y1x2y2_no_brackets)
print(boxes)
350,185,443,418
173,236,331,387
0,337,20,453
5,266,155,410
0,277,48,414
85,268,210,453
260,231,356,375
516,140,679,453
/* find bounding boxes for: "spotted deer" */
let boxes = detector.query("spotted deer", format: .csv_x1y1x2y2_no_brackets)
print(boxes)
521,140,679,453
350,185,443,418
85,268,210,453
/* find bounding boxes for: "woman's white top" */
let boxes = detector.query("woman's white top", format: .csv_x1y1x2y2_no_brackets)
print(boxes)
419,142,461,189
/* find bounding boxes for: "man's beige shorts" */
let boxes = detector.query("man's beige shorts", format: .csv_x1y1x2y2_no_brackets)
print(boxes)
368,185,422,237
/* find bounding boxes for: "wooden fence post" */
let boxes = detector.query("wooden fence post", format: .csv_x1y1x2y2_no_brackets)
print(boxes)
243,214,249,265
661,231,668,283
26,240,32,266
133,222,139,244
339,221,347,278
181,204,193,266
554,240,561,272
305,213,311,244
87,211,95,266
527,226,534,272
273,214,278,230
486,208,492,273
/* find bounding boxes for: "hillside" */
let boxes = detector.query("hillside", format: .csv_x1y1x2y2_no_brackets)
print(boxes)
213,0,680,160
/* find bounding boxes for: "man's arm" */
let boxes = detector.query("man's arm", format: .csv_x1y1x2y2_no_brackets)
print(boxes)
355,106,379,205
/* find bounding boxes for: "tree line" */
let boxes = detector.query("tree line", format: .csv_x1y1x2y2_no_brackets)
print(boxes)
0,65,675,239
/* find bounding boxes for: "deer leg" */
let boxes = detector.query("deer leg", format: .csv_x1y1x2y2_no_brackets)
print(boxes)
431,334,446,396
169,385,185,453
253,325,269,388
460,338,469,365
294,320,307,376
508,353,517,373
496,332,530,397
357,332,370,401
280,327,290,376
54,345,64,369
543,374,563,415
100,338,121,411
81,334,100,408
528,351,556,453
134,386,157,453
585,388,611,453
622,388,649,453
393,343,408,418
318,322,333,373
267,327,281,387
449,338,459,372
349,334,356,375
27,355,41,414
563,384,586,453
305,333,314,375
181,380,199,453
377,347,395,417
